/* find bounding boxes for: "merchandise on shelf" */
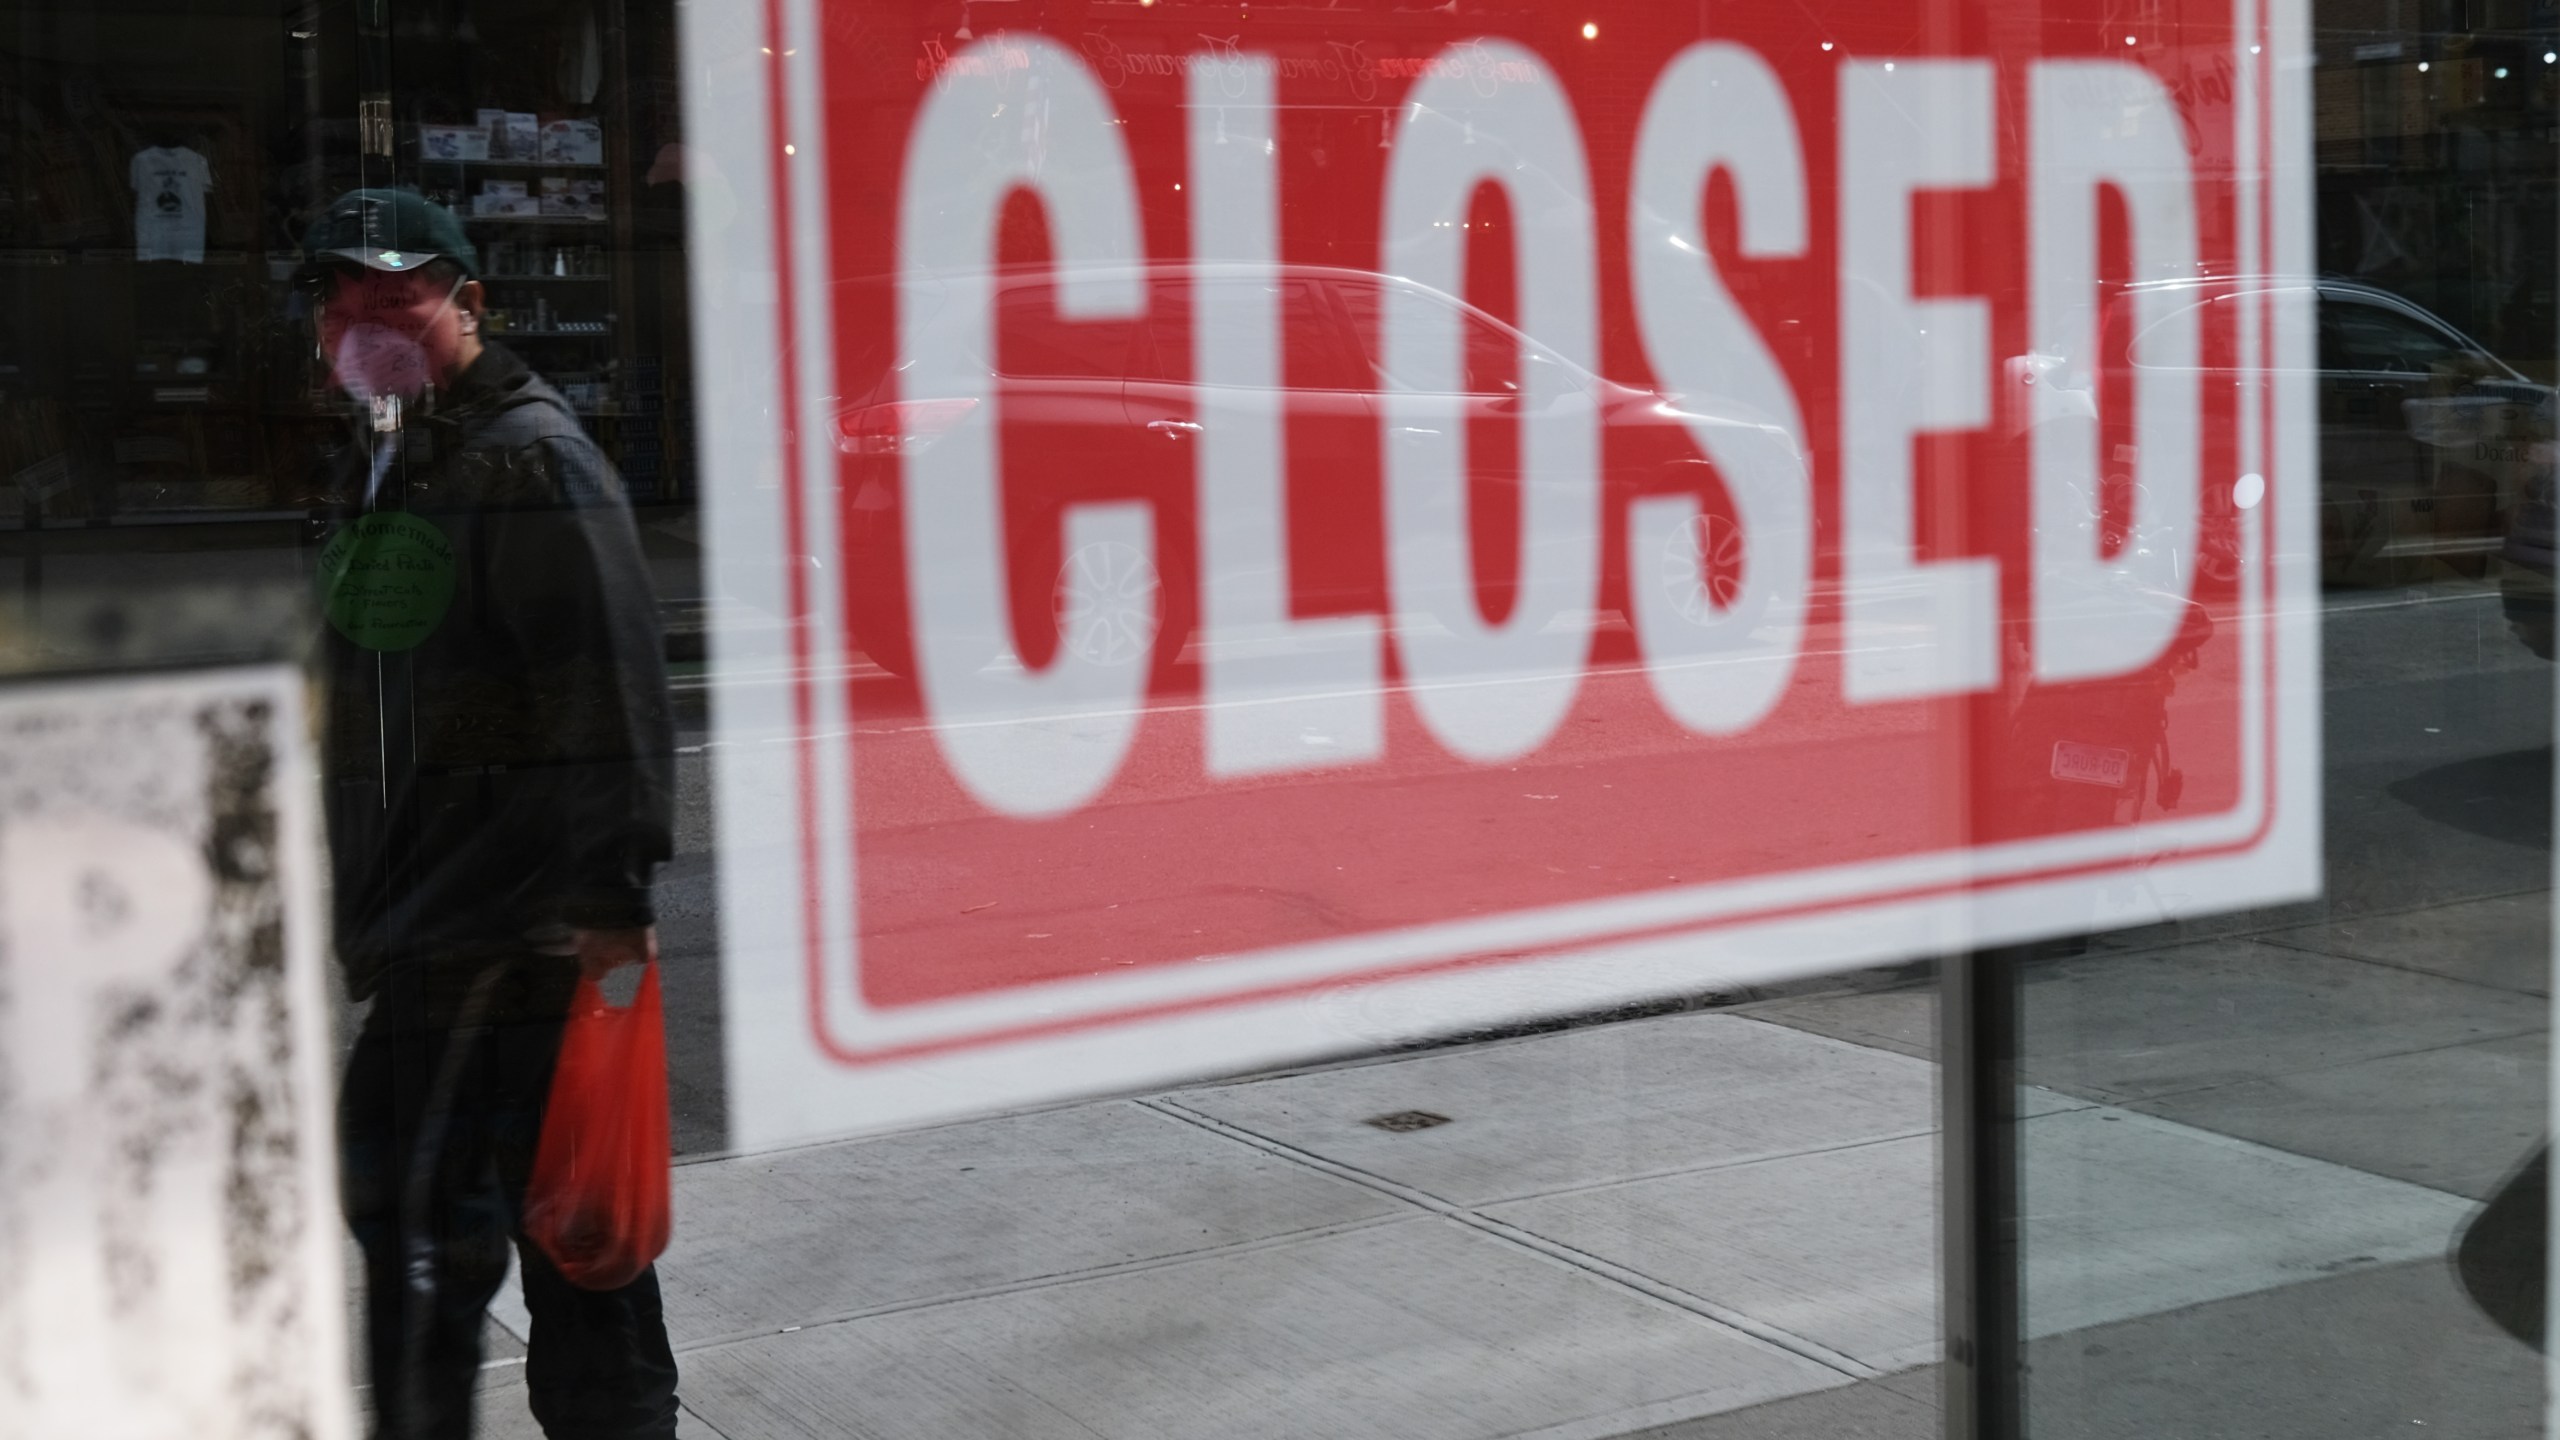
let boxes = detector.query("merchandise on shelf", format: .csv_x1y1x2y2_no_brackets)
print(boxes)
539,177,607,219
419,124,490,162
541,119,605,165
496,112,539,160
474,180,539,218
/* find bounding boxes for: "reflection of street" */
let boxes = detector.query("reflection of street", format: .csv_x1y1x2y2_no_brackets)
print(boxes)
687,590,2187,1013
534,581,2553,1439
653,578,2541,1127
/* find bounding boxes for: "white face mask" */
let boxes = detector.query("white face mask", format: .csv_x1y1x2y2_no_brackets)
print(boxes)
333,322,434,405
327,275,465,407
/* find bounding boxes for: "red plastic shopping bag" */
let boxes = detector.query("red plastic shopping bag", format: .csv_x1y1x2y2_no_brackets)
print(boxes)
524,964,672,1291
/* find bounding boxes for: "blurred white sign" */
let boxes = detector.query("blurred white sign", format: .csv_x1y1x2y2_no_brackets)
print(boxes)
0,667,349,1440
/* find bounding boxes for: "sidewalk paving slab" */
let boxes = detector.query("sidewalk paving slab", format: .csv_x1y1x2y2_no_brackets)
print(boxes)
2260,890,2548,996
1736,987,1936,1062
675,1218,1852,1440
1616,1256,2546,1440
2020,1259,2538,1439
1487,1132,1942,1373
655,1098,1402,1344
2126,1029,2545,1200
1614,1372,1935,1440
2017,940,2542,1103
458,922,2525,1440
2020,1108,2474,1339
1167,1013,1941,1206
1485,1094,2468,1378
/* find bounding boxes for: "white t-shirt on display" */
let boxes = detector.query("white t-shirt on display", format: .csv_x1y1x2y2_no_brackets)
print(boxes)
131,146,212,263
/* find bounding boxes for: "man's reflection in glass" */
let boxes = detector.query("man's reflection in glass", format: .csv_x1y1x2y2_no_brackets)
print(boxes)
303,190,679,1440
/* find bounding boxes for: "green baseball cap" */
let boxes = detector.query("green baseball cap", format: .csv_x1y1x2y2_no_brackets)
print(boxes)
301,188,479,278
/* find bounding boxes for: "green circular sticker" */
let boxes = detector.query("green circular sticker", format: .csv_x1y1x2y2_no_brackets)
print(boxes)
316,512,456,651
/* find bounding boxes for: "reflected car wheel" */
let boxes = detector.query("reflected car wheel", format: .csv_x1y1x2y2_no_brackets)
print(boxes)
853,536,1192,682
1658,509,1769,643
1053,537,1167,668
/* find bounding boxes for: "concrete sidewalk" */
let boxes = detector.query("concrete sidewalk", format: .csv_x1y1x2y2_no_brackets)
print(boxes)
467,885,2545,1439
439,573,2557,1437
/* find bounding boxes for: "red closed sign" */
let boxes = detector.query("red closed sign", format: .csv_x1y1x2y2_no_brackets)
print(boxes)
690,0,2318,1145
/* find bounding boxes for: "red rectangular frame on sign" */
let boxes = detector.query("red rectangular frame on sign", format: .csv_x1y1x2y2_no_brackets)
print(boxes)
692,0,2316,1147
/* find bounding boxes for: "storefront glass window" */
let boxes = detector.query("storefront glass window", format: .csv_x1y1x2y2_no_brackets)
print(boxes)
0,1,2548,1437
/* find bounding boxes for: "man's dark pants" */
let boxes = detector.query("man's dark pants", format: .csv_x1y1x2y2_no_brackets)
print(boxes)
342,956,680,1440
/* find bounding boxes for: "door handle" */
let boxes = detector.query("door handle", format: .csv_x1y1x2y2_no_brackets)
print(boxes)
1147,419,1204,437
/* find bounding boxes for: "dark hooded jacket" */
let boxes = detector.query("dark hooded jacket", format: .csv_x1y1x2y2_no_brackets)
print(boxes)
318,342,673,997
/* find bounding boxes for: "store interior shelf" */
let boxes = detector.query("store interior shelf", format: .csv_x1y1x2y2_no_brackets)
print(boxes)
420,158,606,170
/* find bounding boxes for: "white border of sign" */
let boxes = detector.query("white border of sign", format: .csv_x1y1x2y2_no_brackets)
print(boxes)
690,0,2320,1150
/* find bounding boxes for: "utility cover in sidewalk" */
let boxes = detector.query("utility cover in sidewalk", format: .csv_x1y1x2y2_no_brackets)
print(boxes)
1366,1110,1454,1134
